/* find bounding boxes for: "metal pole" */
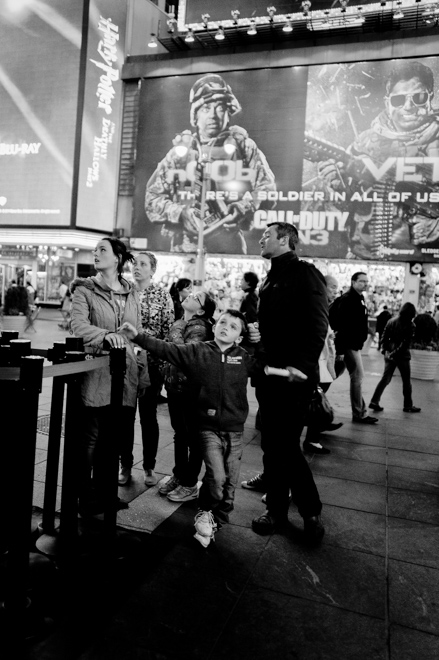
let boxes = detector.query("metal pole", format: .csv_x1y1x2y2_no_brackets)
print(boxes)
3,356,43,632
193,161,207,291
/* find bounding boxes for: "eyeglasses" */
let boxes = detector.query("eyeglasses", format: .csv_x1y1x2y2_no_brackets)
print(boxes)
387,91,431,108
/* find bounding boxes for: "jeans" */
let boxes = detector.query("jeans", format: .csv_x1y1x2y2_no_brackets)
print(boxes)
256,378,322,520
198,430,243,524
119,364,162,471
371,357,413,408
344,348,367,419
167,390,202,487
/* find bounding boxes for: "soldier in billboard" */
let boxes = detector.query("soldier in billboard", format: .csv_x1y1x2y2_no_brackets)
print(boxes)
145,74,276,255
313,61,439,259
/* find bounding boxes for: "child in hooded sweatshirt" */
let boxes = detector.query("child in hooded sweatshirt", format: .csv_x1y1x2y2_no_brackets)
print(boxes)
120,309,265,547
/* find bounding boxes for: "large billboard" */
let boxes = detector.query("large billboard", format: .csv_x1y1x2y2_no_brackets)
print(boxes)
132,56,439,262
0,0,83,226
76,0,127,233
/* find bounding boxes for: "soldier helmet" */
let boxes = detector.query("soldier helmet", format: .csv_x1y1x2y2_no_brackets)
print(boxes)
189,74,241,127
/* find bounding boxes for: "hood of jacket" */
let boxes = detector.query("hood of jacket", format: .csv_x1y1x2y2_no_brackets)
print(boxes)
70,275,133,298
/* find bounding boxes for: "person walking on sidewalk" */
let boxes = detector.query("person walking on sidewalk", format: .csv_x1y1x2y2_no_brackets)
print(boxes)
330,271,378,425
369,302,421,414
251,222,328,543
120,310,265,548
159,290,215,503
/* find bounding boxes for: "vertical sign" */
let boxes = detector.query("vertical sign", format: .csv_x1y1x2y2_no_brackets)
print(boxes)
75,0,127,232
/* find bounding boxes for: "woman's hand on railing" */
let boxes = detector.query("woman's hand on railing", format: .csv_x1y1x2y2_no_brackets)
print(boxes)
105,332,126,349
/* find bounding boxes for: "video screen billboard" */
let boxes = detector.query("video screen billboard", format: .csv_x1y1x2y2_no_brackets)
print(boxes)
0,0,83,226
132,56,439,262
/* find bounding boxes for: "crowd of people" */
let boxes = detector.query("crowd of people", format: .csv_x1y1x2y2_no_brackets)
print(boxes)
64,220,439,549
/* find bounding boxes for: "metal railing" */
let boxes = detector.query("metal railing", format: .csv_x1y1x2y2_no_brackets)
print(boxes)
0,331,126,646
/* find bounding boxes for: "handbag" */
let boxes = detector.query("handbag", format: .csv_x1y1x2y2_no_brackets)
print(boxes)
307,386,334,431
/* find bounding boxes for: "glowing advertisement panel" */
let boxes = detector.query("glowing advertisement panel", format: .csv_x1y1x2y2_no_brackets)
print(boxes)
0,0,82,226
132,57,439,262
75,0,127,233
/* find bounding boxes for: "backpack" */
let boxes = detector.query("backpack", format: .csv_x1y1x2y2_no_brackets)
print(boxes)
329,296,343,331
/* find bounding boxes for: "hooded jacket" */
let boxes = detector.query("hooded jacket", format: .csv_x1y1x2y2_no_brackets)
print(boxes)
164,315,214,394
70,275,148,407
133,334,263,432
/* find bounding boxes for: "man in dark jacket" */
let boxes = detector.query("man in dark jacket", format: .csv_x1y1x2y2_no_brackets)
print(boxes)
251,222,328,543
331,272,378,424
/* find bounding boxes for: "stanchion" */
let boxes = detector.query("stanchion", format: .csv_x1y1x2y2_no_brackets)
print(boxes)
0,330,19,345
35,343,67,556
58,351,86,562
103,347,126,539
2,355,44,642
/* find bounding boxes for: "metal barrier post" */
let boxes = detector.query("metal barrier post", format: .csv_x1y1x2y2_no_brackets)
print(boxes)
103,347,126,538
58,351,86,561
3,356,44,628
35,343,67,555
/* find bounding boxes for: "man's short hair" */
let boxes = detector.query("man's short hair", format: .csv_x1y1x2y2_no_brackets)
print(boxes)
386,61,434,96
217,309,248,336
267,222,299,249
243,271,259,290
351,271,367,282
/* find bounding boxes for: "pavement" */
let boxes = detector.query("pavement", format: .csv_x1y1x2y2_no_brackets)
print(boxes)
8,315,439,658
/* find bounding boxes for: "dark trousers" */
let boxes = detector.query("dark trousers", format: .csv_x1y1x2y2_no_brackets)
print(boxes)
81,405,136,505
167,390,202,487
120,364,162,471
371,357,413,408
256,378,322,520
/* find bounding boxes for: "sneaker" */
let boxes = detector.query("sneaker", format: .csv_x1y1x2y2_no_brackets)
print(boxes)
144,469,158,486
194,531,213,548
303,515,325,544
252,511,288,535
403,406,421,413
241,472,266,492
303,441,330,455
369,402,384,412
194,510,217,539
352,415,378,424
158,475,180,496
167,485,198,502
118,466,131,486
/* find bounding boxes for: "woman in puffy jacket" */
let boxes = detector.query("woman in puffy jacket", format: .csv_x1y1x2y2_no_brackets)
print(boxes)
70,237,148,516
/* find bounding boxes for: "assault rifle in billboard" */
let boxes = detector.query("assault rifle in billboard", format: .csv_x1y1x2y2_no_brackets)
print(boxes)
303,132,439,220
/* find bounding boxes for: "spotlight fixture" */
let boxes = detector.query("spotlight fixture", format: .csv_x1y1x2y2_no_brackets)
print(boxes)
340,0,348,13
148,33,158,48
323,10,330,24
282,18,293,32
393,2,404,19
267,6,277,22
247,19,257,35
185,28,194,42
215,26,225,40
201,13,210,27
231,9,240,24
357,6,365,23
302,0,312,16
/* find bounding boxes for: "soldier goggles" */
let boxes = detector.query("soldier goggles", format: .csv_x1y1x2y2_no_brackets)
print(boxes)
387,91,431,108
